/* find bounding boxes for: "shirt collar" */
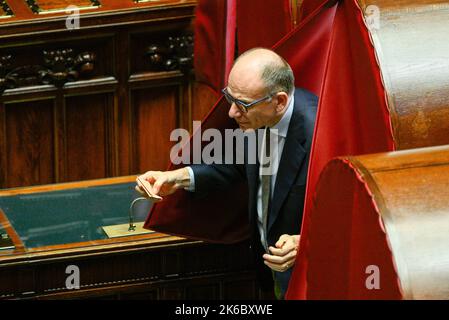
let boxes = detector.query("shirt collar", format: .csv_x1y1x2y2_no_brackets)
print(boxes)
270,94,294,138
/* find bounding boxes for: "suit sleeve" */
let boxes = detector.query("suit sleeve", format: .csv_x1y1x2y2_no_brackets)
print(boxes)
190,163,246,198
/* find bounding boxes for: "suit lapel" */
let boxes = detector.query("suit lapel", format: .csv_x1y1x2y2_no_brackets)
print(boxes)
268,100,306,233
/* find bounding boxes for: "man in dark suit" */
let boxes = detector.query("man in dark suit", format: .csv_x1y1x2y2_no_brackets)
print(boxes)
137,48,317,299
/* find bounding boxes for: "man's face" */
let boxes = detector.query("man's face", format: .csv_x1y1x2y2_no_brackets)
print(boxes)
226,69,276,131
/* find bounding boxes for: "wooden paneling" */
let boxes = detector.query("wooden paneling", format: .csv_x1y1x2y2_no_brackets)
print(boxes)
0,1,265,301
1,0,196,27
133,86,178,173
129,24,192,75
32,0,97,13
65,93,113,182
0,1,198,188
2,100,55,188
223,279,258,299
185,283,219,300
192,82,220,123
121,290,158,300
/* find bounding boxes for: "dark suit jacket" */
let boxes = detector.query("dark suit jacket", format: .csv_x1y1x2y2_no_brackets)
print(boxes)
191,88,318,293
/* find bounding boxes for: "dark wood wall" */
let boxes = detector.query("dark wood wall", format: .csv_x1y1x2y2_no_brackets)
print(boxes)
0,0,218,189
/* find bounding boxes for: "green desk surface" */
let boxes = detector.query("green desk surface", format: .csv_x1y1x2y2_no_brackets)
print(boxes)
0,182,152,249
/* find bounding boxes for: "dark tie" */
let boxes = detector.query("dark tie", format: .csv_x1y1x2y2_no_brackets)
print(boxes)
261,127,271,252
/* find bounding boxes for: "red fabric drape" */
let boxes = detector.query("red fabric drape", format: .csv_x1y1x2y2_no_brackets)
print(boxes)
273,1,337,95
194,0,295,93
286,0,395,299
300,0,331,21
194,0,236,93
303,159,403,299
236,0,293,53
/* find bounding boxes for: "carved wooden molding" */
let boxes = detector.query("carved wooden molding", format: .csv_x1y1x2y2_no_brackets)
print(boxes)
0,50,96,94
145,34,193,73
26,0,101,14
0,54,13,93
1,0,13,16
25,0,40,14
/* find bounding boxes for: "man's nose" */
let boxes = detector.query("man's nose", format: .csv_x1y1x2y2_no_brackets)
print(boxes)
228,103,242,119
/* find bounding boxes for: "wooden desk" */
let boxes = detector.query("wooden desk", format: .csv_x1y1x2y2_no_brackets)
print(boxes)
0,176,262,300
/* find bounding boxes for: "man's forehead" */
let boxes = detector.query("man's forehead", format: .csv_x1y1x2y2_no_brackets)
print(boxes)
227,83,264,101
228,68,265,98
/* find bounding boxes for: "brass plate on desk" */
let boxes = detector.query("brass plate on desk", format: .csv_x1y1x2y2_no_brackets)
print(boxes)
102,222,155,238
26,0,100,14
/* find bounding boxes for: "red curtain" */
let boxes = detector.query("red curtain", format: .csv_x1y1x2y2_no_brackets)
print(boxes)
236,0,294,53
194,0,236,93
194,0,296,93
300,0,331,21
301,159,403,299
285,0,395,299
273,1,337,95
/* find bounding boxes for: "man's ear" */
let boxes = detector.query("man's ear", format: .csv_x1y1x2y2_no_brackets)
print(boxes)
275,92,289,112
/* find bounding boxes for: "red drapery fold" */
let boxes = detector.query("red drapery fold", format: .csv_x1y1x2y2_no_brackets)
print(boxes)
236,0,293,53
272,1,337,95
193,0,236,93
194,0,295,93
299,0,331,21
286,0,395,299
302,159,403,299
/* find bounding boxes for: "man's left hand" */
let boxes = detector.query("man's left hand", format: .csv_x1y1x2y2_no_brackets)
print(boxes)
263,234,300,272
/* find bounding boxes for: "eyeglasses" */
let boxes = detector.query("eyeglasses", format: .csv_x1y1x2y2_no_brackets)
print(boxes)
221,87,274,113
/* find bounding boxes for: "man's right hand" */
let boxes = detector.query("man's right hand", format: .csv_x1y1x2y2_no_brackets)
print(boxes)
135,167,191,200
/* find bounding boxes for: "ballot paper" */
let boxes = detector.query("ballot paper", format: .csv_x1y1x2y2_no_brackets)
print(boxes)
137,176,163,201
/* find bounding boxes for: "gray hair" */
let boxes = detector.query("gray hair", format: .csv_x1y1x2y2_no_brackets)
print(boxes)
261,59,295,96
233,48,295,96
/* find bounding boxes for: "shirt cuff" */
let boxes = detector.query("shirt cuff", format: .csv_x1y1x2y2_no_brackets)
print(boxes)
184,166,195,192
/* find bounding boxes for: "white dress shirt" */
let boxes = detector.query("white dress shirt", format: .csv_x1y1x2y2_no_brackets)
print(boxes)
257,95,294,250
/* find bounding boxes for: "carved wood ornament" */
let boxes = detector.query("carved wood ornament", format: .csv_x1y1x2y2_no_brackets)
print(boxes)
0,50,96,93
0,0,13,16
146,34,194,73
25,0,101,14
